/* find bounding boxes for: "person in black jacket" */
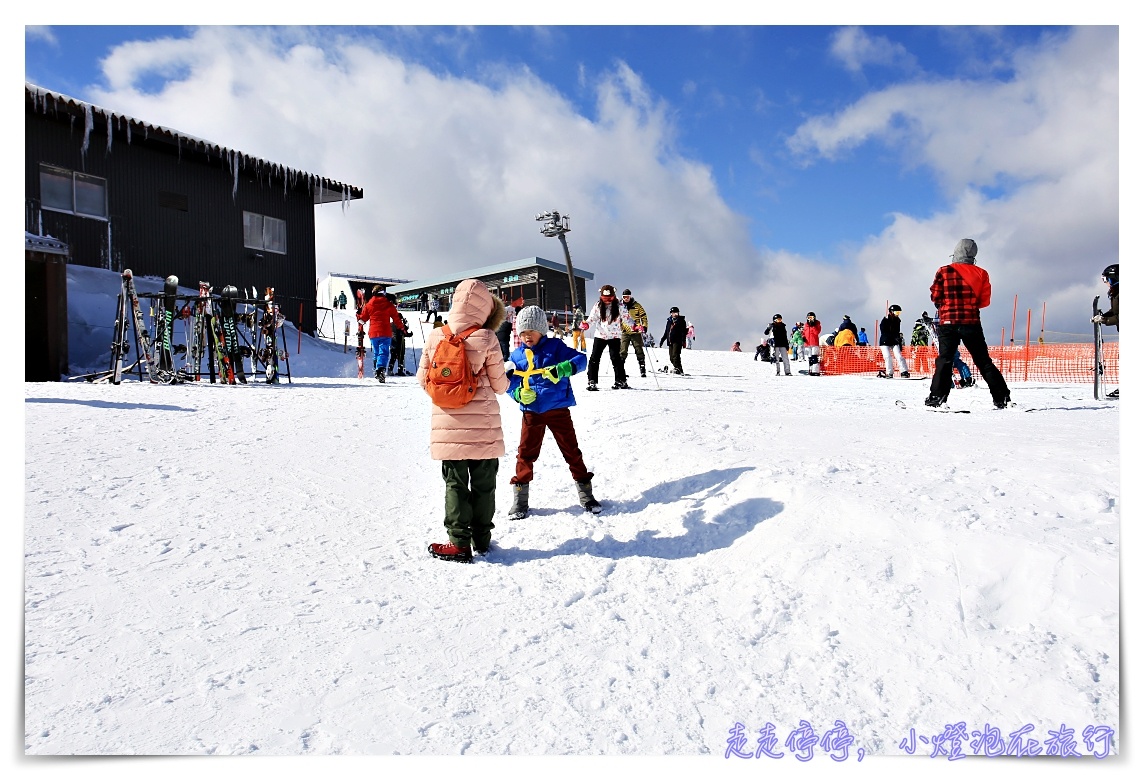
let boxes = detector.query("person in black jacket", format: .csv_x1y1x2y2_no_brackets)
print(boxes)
838,315,858,339
658,307,688,374
1093,263,1119,398
764,314,791,376
878,304,910,378
754,337,771,362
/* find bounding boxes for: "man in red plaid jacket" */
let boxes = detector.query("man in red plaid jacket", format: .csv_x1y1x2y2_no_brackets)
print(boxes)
925,239,1012,409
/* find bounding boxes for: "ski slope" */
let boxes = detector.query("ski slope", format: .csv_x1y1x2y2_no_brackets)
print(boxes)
19,266,1124,777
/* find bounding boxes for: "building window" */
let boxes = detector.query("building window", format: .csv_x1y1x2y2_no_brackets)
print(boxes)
39,164,108,220
243,211,287,254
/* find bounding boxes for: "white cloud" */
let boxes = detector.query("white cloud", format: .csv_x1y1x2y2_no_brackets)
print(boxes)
791,26,1119,341
25,26,57,45
829,26,915,74
87,27,766,349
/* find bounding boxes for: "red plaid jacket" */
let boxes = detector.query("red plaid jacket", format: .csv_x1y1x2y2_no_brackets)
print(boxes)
930,264,992,325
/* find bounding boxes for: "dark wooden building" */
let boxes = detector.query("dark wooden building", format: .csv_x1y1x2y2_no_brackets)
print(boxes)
388,257,594,316
25,82,363,354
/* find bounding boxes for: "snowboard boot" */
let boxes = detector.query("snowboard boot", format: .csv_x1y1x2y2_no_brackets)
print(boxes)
507,483,530,520
639,364,647,378
994,394,1013,410
376,366,386,383
612,380,630,389
576,480,602,514
957,376,975,388
587,380,599,391
472,538,491,556
1108,389,1119,399
924,393,947,408
901,371,910,378
427,541,473,564
877,370,889,378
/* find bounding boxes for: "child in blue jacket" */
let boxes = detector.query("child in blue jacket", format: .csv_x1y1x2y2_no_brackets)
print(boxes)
505,305,600,519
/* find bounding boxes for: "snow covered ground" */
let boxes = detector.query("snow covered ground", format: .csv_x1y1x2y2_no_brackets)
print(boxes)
18,266,1126,775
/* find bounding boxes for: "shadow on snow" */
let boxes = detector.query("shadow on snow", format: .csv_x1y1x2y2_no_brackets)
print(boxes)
25,397,197,412
497,467,779,563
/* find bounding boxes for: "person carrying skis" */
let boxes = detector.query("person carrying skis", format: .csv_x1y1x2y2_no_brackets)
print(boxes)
503,305,599,520
583,285,634,390
924,238,1012,409
878,304,911,378
619,289,649,377
803,312,823,375
764,314,792,376
659,306,688,374
357,285,405,382
1092,263,1119,398
419,279,510,563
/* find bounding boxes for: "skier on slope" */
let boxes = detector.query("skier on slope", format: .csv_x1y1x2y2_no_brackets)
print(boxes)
1092,263,1119,398
658,306,688,374
924,238,1012,409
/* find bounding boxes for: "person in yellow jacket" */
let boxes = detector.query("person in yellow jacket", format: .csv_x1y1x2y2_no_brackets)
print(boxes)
619,289,649,377
833,327,858,348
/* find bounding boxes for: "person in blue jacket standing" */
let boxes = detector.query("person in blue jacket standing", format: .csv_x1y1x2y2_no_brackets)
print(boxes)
504,305,600,520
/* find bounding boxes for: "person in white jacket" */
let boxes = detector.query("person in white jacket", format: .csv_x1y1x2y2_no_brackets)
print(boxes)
583,284,634,390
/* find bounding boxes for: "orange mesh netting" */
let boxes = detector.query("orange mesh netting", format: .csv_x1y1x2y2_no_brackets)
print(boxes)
819,344,1118,384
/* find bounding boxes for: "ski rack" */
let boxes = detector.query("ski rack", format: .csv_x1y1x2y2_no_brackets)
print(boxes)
105,289,292,385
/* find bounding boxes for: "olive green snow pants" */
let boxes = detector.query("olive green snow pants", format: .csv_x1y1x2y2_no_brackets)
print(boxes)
441,459,499,549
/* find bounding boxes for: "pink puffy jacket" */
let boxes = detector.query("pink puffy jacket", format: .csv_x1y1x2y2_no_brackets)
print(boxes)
417,280,510,460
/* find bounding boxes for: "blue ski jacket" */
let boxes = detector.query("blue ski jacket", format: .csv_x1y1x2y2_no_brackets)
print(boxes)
506,336,588,414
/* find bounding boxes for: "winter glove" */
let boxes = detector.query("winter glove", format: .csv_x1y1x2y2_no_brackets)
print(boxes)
513,386,537,405
1092,314,1105,323
541,360,575,383
504,360,517,375
580,322,590,330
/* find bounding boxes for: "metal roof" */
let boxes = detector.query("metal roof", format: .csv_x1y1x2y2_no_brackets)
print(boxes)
25,231,68,255
387,257,594,294
26,82,363,205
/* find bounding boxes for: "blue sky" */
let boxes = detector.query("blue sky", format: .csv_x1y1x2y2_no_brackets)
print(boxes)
25,23,1120,349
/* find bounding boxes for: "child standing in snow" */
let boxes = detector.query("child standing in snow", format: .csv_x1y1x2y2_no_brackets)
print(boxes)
504,305,600,519
417,279,510,563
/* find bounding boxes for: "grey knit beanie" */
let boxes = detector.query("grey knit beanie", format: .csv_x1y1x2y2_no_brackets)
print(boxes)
515,305,548,335
952,238,978,264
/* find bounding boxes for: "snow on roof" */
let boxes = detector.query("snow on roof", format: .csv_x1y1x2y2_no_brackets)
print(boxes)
25,231,68,255
26,82,363,206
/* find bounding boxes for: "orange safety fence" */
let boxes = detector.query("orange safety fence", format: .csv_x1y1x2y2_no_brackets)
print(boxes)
819,344,1119,384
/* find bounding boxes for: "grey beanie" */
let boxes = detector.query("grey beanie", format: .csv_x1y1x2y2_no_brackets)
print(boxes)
952,238,978,264
515,305,548,335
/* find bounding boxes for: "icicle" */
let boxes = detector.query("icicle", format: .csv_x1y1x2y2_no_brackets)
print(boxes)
81,103,93,158
232,151,239,201
106,113,113,154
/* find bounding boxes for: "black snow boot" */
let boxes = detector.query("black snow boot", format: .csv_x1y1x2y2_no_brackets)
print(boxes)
507,483,529,520
586,380,599,391
576,480,602,514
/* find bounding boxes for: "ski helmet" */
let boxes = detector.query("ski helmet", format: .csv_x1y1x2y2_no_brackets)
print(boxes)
773,314,783,321
806,312,816,318
1102,264,1119,284
889,304,902,313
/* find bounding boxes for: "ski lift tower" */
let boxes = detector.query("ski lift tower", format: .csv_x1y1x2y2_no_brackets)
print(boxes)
535,210,578,311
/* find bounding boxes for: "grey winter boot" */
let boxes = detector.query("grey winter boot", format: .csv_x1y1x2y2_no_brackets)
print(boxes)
576,480,602,514
507,483,529,520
